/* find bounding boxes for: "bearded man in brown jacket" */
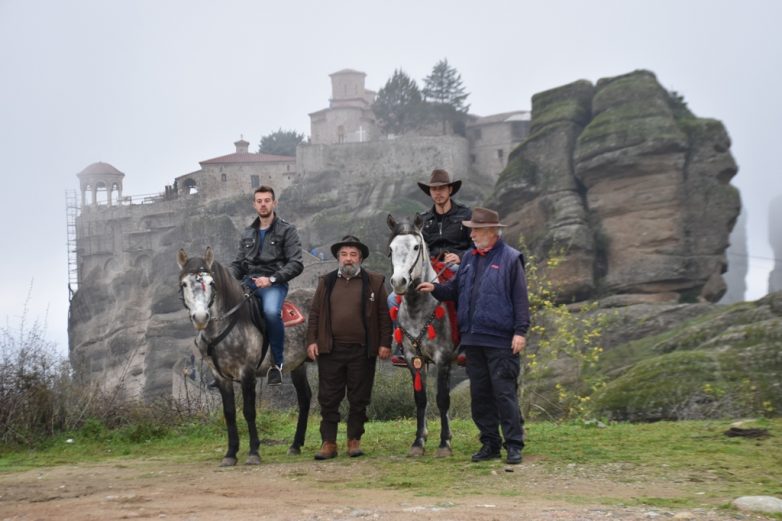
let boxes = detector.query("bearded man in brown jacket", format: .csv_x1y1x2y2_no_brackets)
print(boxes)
306,235,392,460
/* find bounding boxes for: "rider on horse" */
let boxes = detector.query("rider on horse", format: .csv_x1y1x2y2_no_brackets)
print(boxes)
390,169,472,366
230,185,303,386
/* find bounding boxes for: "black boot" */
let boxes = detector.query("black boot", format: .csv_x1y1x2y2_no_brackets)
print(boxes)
471,444,501,462
267,364,282,386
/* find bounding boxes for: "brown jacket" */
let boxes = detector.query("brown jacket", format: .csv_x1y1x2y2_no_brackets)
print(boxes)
306,269,392,356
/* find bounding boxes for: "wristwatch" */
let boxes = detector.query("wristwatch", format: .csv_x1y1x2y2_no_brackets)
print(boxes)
269,275,277,284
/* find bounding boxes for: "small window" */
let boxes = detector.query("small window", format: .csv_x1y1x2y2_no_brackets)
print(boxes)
497,149,504,161
470,154,477,164
221,173,227,182
251,175,260,188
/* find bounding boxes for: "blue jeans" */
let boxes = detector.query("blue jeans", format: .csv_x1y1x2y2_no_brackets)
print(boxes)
243,277,288,367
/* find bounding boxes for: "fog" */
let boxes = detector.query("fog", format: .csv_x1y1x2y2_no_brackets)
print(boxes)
1,0,780,354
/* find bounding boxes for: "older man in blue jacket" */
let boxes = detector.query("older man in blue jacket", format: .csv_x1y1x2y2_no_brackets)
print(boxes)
418,207,529,464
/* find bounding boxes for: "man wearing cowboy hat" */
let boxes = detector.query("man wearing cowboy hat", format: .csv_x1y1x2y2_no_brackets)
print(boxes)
416,168,473,266
390,169,472,367
418,208,530,465
306,235,392,460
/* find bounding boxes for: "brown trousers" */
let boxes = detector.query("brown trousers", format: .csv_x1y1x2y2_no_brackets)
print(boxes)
317,342,377,442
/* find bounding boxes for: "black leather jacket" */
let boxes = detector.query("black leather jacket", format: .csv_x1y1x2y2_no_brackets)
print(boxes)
229,215,303,283
418,201,473,260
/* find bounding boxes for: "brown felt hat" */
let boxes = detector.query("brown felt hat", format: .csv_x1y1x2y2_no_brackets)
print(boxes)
462,207,508,228
330,235,370,259
417,169,462,196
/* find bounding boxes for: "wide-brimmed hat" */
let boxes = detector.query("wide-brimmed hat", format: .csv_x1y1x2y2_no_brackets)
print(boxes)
330,235,370,259
417,169,462,196
462,207,508,228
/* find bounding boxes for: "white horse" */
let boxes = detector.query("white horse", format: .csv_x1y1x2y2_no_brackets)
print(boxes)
387,214,457,457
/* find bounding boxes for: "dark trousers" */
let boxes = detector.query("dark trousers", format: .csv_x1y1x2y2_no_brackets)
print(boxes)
465,346,525,450
317,343,377,442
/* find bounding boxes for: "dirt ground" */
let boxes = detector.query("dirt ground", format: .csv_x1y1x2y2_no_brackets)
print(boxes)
0,456,773,521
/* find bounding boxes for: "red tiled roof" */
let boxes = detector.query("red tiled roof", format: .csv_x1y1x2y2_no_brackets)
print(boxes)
200,152,295,165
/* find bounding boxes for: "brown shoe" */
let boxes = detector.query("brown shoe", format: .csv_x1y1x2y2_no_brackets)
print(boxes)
314,441,338,460
347,439,364,458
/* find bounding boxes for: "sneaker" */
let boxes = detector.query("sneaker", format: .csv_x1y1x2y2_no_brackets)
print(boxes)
471,445,501,462
267,365,282,386
506,446,523,465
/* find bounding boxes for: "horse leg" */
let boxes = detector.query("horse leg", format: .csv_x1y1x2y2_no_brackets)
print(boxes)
288,363,312,455
435,361,453,457
241,371,261,465
217,379,239,467
408,366,428,457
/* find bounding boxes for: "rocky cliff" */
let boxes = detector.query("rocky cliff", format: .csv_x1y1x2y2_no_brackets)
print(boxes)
769,195,782,293
487,70,740,304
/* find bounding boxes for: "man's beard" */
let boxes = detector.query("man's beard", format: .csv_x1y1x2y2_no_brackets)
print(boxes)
339,263,360,278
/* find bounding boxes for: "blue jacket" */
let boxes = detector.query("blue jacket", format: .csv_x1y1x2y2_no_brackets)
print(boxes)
432,239,530,347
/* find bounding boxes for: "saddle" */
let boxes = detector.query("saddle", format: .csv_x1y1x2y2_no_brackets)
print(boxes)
243,298,304,330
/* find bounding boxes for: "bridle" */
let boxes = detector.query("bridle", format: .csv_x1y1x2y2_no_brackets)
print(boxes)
392,231,426,289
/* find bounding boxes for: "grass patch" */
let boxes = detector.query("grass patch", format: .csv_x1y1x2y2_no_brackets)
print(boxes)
1,413,781,508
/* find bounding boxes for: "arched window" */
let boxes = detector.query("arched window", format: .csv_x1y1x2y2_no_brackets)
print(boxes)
183,178,198,195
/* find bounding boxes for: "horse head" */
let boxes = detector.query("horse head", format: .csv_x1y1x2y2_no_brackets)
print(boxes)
387,214,433,295
177,247,216,331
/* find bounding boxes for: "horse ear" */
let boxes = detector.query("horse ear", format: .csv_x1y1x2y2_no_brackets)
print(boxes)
387,214,397,231
414,213,424,230
204,246,214,270
177,249,188,269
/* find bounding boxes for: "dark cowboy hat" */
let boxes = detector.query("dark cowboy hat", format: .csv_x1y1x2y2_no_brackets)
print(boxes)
462,207,508,228
330,235,370,259
417,169,462,196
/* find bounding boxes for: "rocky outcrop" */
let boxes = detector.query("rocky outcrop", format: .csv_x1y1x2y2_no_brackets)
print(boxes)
721,208,747,303
769,195,782,293
488,70,740,303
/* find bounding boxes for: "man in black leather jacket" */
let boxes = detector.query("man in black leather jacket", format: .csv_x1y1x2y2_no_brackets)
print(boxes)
416,169,473,264
230,185,303,385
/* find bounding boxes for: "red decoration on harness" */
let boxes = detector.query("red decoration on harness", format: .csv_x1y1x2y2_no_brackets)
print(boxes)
395,294,402,305
394,328,402,343
389,306,399,321
427,324,436,339
434,306,445,320
414,370,423,392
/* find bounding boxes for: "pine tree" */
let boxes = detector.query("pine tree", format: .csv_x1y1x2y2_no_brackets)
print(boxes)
372,69,423,136
422,59,470,134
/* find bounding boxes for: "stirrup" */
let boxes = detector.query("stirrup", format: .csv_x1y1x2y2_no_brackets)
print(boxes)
266,364,283,386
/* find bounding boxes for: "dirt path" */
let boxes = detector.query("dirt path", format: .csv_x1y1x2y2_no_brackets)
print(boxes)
0,457,772,520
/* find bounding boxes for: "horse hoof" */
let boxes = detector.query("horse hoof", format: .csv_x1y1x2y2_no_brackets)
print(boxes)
245,454,261,465
435,447,453,458
287,446,301,456
408,446,425,457
219,457,237,467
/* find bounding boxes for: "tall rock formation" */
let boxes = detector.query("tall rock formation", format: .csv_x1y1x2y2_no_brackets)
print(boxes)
488,70,740,303
769,195,782,293
721,207,747,303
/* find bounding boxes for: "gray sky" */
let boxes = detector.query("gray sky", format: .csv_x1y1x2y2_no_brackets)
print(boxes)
1,0,780,354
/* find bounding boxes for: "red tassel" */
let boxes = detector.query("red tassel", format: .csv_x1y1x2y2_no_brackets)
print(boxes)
427,324,436,339
394,328,402,343
395,294,402,304
434,306,445,320
414,371,422,392
389,306,398,321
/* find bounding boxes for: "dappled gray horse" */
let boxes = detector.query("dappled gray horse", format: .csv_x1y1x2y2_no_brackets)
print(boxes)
387,215,457,457
177,247,311,466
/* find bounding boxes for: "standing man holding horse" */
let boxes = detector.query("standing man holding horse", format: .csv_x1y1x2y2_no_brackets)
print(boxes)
230,185,303,386
306,235,392,460
418,207,529,465
391,169,472,366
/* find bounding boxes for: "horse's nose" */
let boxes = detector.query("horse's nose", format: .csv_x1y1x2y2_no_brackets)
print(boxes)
191,310,210,330
390,274,407,292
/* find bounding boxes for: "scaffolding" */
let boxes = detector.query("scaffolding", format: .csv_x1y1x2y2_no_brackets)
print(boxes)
65,190,79,301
